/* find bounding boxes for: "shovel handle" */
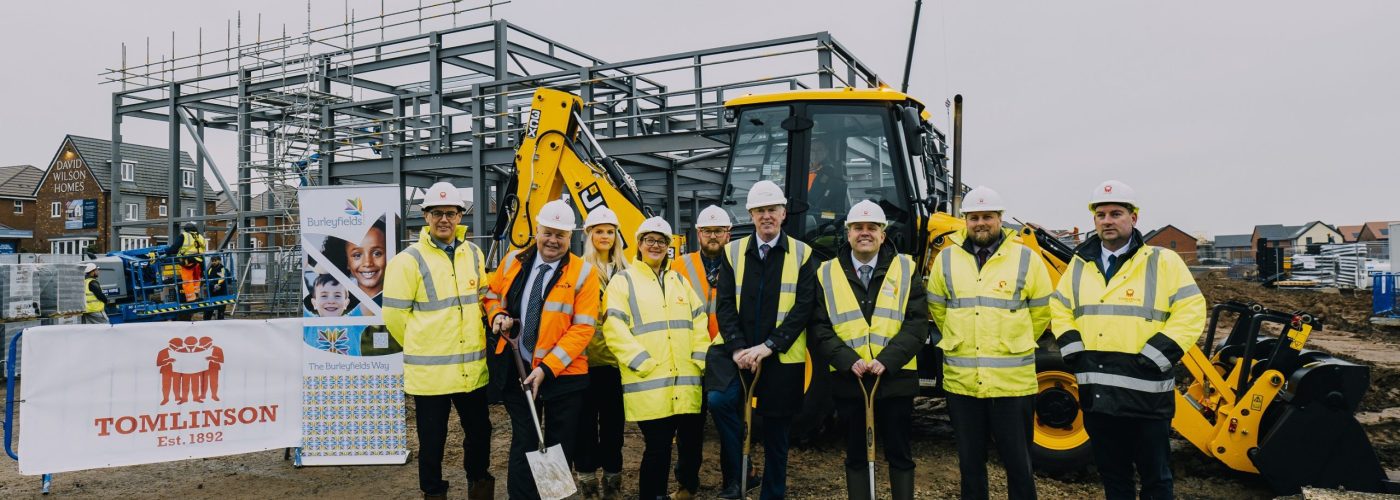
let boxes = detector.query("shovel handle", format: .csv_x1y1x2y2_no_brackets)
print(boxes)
506,340,548,450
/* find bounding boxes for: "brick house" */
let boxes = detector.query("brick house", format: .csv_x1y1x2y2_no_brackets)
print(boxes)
0,165,42,252
34,135,218,255
1143,224,1199,264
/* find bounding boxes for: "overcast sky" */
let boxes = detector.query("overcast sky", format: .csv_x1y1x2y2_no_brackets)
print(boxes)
1,0,1396,238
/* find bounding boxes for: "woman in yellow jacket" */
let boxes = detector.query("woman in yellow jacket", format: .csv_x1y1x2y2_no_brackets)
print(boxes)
602,217,711,500
575,207,629,500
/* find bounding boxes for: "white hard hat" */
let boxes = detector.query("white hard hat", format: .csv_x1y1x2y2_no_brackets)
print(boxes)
845,200,887,226
745,180,788,210
635,216,674,241
535,199,577,231
961,186,1005,213
583,206,620,230
1089,180,1138,212
421,181,467,209
83,263,98,273
696,205,732,228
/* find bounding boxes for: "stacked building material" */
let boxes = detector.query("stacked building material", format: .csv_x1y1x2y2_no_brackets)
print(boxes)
1,319,42,379
1323,244,1370,289
37,263,86,316
0,264,42,321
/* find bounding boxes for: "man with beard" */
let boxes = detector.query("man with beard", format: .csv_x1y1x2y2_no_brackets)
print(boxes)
927,186,1055,500
709,181,819,499
1049,180,1205,499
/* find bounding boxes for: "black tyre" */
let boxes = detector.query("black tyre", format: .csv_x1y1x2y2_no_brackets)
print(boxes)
1031,350,1094,474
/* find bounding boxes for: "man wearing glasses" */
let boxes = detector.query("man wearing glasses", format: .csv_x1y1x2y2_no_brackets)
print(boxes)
384,181,495,500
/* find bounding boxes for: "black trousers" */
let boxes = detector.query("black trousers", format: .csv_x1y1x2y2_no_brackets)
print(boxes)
636,413,705,499
1083,412,1173,500
503,365,586,500
835,395,916,472
413,388,492,495
946,393,1037,500
574,365,624,474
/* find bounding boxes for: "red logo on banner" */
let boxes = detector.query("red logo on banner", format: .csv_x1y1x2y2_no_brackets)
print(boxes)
156,336,225,405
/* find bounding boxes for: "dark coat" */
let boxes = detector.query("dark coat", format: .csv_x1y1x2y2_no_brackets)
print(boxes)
809,245,929,400
707,232,820,417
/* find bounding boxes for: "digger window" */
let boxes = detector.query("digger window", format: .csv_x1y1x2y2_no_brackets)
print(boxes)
800,105,908,257
727,105,790,226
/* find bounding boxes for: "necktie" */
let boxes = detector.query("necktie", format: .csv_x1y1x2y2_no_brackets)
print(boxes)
858,264,873,288
759,243,771,261
976,248,991,269
519,263,551,362
1105,254,1119,280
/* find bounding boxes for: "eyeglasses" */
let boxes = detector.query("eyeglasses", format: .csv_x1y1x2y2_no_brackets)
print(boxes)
699,228,729,236
426,210,462,219
640,237,670,247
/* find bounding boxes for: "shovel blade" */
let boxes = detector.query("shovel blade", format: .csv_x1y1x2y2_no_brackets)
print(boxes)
525,444,577,500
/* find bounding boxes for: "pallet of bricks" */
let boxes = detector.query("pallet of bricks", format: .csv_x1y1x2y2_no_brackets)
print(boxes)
1,263,85,380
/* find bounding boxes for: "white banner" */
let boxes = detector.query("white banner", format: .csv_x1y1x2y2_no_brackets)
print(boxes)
298,185,408,465
18,319,303,475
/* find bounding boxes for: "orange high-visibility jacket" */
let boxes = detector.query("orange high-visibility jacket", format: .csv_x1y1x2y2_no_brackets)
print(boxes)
485,249,601,377
671,252,720,340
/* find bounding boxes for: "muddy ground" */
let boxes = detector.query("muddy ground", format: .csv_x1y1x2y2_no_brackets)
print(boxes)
0,276,1396,499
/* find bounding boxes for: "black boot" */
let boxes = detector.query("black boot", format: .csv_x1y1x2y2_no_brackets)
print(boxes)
890,467,915,500
845,466,871,500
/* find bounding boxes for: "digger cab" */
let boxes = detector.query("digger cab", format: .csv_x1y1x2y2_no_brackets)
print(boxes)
721,87,952,262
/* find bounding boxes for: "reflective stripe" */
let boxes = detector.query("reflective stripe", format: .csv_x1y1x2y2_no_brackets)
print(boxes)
1026,296,1050,307
1169,284,1201,305
727,240,745,299
1142,250,1161,313
1059,341,1085,357
622,375,703,393
1050,291,1070,307
1011,247,1032,302
573,314,596,326
943,353,1034,368
873,307,903,321
634,319,695,334
576,261,594,291
1074,304,1170,322
941,248,957,302
778,283,798,293
946,296,1029,310
403,350,487,366
413,295,480,312
1070,259,1083,308
549,346,573,366
606,308,632,324
1141,343,1172,372
621,272,644,331
404,247,440,303
793,239,808,264
681,255,705,296
691,304,705,319
844,335,891,350
821,263,864,325
383,297,414,309
544,301,573,315
484,291,500,300
1075,372,1175,393
499,250,521,280
692,352,706,361
628,351,652,370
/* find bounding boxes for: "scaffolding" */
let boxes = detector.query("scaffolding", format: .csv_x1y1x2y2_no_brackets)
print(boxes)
103,0,897,317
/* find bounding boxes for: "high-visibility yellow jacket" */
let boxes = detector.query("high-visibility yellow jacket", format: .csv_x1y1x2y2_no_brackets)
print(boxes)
383,226,490,396
927,229,1054,398
85,277,105,313
601,260,709,422
1050,234,1207,418
178,231,207,256
672,252,720,340
718,235,811,364
818,252,918,371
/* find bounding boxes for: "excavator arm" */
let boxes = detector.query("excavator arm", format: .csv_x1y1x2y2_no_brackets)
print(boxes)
494,88,652,256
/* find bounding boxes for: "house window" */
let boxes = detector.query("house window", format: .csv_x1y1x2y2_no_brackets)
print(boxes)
1306,237,1313,245
120,236,151,251
51,202,61,218
12,200,21,215
121,161,135,182
181,170,195,188
1169,241,1177,249
159,204,167,217
124,203,139,221
186,207,197,218
51,238,96,255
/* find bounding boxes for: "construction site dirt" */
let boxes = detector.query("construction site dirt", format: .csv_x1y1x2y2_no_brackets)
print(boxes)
1,276,1396,499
